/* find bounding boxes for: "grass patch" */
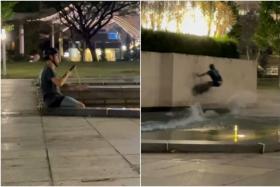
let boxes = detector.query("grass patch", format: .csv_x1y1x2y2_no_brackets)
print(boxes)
2,60,140,79
142,29,239,58
257,77,280,90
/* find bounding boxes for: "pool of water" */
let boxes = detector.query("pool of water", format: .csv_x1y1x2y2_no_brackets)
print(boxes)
142,105,280,144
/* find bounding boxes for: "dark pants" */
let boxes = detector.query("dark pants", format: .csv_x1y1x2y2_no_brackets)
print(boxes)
192,81,221,95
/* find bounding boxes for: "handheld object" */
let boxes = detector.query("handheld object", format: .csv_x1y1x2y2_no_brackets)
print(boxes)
69,65,77,71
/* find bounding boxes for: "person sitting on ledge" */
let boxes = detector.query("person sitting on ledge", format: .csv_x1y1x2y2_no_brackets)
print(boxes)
40,47,85,108
193,64,223,95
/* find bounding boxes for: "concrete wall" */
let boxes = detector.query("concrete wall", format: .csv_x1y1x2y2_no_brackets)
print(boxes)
141,52,257,107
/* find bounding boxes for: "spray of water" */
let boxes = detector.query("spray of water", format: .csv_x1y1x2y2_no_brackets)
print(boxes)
227,90,280,117
142,103,206,131
226,91,258,115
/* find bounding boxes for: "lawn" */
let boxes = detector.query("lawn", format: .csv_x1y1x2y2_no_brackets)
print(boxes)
2,60,140,79
257,77,280,90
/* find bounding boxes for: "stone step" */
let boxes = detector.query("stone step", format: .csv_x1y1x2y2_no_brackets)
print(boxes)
41,107,140,118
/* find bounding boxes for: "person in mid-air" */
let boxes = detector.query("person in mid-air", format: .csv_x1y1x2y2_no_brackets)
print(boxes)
193,64,223,95
40,47,85,108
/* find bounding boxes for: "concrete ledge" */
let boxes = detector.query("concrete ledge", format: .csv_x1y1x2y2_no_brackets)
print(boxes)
35,77,140,86
61,85,140,107
141,140,168,153
41,107,140,118
142,140,280,153
36,82,140,118
66,77,140,85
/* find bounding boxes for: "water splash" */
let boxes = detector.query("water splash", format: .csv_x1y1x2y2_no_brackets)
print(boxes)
142,103,206,131
226,91,257,115
190,103,205,120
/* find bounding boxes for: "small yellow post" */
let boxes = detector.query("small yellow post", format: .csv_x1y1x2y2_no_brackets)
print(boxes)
234,125,238,143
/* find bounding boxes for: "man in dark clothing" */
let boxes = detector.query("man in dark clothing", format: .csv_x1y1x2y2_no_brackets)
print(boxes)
192,64,223,95
40,47,85,108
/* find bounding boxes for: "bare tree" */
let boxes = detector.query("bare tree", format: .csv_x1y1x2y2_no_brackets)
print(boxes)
48,1,139,62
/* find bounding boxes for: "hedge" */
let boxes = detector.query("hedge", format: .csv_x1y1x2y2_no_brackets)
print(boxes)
141,29,239,58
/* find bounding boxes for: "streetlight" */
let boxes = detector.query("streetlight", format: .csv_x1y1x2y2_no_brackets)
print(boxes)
121,45,127,60
1,29,7,76
121,45,127,51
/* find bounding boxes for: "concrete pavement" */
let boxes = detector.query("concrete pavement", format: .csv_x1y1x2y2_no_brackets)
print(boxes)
1,79,140,186
142,152,280,186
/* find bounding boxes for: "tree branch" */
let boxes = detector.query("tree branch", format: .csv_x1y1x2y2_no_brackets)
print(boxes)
55,1,137,49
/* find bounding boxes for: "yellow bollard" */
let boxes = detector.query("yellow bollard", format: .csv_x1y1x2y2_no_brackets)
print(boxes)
234,125,238,143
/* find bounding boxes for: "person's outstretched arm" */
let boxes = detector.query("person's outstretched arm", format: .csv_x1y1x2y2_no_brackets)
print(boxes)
196,72,208,77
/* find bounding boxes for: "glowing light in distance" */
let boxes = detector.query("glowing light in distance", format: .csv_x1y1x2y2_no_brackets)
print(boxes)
121,45,127,51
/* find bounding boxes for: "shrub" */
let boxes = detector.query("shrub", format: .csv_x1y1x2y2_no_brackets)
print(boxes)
141,29,239,58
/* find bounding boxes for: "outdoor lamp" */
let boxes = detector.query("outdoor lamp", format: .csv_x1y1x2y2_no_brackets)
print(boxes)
121,45,127,51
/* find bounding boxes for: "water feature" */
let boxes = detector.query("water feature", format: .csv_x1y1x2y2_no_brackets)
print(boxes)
142,96,280,151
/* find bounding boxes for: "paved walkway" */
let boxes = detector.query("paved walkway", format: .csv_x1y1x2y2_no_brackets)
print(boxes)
1,79,140,186
142,152,280,186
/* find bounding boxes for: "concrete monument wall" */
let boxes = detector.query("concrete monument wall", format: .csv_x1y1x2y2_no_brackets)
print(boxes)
141,52,257,107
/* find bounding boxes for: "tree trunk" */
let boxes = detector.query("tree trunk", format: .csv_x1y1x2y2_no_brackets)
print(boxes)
207,21,211,36
87,41,98,62
246,46,250,60
278,64,280,88
81,40,86,63
255,48,260,62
